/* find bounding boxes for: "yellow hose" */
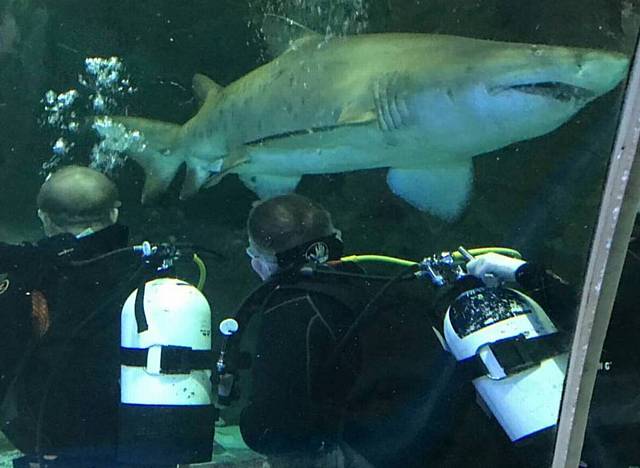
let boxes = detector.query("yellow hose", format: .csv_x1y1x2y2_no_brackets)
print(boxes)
192,253,207,291
452,247,522,261
339,254,417,267
340,247,522,266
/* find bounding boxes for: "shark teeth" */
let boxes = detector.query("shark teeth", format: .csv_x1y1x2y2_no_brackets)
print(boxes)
505,82,595,102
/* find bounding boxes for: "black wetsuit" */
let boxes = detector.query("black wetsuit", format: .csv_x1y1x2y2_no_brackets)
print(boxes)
235,264,470,467
235,261,577,468
0,224,134,466
236,267,367,462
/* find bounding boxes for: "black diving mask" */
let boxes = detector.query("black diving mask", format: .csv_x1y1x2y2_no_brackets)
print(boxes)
275,232,344,269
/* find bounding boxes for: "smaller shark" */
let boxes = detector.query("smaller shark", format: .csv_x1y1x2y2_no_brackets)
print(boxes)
108,25,629,220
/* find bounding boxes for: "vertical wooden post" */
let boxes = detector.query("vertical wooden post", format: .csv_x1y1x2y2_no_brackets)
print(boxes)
552,38,640,468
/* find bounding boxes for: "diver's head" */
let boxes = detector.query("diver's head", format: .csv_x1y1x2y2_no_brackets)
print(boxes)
246,194,342,280
37,165,121,237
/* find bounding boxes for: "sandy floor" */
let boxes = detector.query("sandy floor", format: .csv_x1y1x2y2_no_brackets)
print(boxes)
0,426,265,467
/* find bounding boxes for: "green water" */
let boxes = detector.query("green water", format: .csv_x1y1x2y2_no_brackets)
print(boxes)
0,0,638,466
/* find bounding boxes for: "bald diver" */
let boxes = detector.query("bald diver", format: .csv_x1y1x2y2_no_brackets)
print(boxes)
0,165,133,467
0,164,185,468
0,165,222,468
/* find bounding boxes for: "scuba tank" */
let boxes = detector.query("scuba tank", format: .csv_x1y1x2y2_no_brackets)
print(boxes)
421,247,569,441
119,277,216,465
443,286,568,441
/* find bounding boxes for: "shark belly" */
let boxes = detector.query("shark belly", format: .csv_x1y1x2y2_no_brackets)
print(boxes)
229,122,476,221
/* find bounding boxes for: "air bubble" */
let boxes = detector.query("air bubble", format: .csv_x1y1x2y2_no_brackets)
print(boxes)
40,56,136,174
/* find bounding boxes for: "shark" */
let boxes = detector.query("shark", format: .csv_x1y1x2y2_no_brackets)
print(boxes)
109,27,629,220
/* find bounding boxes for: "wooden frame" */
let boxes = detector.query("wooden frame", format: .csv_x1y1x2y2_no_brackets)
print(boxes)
552,37,640,468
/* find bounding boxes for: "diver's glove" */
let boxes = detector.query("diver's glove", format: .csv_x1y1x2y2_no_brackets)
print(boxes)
466,252,526,285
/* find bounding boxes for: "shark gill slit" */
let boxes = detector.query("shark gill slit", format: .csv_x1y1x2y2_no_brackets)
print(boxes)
389,85,403,129
380,80,395,130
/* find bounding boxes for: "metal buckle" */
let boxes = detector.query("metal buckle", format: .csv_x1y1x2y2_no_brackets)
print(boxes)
145,344,192,375
159,345,192,374
478,334,539,380
145,345,162,375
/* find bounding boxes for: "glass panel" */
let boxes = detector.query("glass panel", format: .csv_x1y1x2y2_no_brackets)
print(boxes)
580,211,640,467
0,1,637,467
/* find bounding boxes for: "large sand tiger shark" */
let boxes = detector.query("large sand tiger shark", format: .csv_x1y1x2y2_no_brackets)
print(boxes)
109,26,629,220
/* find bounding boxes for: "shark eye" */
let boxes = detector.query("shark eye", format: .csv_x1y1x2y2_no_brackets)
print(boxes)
530,45,544,57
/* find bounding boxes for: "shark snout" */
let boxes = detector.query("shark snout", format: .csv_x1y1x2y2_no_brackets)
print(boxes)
573,50,629,95
491,47,629,105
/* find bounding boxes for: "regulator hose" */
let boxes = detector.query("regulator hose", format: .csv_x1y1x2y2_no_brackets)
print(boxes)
193,253,207,291
338,247,522,267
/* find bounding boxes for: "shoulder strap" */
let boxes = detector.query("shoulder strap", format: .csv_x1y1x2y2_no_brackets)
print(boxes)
277,279,373,314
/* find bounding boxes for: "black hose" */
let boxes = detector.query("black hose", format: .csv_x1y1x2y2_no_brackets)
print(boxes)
68,246,137,267
302,264,417,282
67,243,225,268
175,243,226,260
326,262,420,369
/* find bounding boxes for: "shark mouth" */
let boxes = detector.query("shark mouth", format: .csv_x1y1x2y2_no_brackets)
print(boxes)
506,82,595,102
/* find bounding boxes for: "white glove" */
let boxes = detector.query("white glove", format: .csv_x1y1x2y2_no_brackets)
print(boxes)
466,252,526,285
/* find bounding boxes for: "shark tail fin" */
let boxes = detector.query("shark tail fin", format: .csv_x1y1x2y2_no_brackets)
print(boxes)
107,116,184,203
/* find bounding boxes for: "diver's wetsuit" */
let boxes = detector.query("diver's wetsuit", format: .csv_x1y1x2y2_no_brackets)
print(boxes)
0,224,134,467
235,261,577,468
235,264,469,468
236,267,368,467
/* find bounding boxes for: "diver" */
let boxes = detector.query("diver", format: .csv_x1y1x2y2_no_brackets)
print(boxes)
223,193,577,468
1,165,219,468
0,165,132,467
232,194,376,468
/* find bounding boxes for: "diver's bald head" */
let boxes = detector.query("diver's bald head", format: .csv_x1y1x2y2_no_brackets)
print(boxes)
37,165,121,236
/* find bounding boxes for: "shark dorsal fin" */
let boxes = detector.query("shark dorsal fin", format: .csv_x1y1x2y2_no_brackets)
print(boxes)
260,14,323,57
192,73,223,108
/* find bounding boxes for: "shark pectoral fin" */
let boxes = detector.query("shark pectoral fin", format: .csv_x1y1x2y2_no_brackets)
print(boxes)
239,173,302,200
386,162,473,220
337,105,377,125
180,159,224,199
202,150,250,189
135,152,184,203
192,73,223,107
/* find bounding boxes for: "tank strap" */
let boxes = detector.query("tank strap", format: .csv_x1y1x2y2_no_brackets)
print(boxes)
121,345,213,374
458,332,568,380
277,280,372,313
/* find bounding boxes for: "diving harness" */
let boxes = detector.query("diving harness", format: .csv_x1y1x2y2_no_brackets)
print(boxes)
19,240,222,466
216,246,569,442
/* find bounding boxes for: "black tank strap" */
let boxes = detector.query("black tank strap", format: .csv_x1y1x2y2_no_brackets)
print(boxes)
121,346,214,374
458,332,568,380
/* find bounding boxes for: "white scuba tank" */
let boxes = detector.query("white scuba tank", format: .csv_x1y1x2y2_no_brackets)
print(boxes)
443,287,568,441
119,277,215,465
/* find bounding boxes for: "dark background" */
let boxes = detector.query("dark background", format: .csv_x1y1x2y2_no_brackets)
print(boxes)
0,1,638,463
1,0,637,315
